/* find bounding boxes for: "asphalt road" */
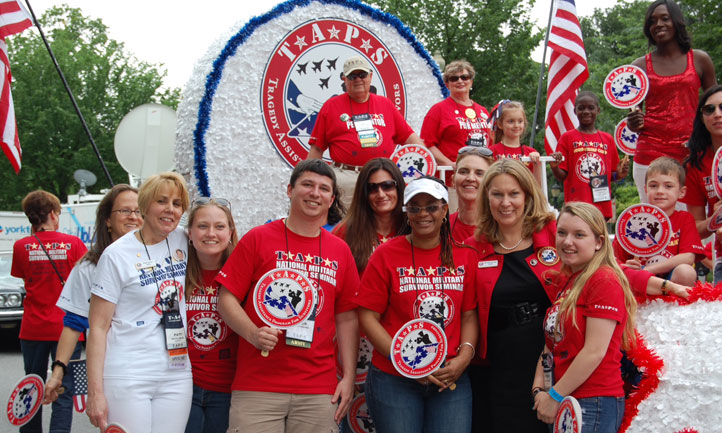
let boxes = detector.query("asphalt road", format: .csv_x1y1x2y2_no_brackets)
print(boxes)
0,331,97,433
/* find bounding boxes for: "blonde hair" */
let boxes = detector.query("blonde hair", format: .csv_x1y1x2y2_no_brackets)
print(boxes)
645,156,686,185
475,159,554,243
555,202,637,349
137,172,190,216
185,202,237,300
493,100,528,144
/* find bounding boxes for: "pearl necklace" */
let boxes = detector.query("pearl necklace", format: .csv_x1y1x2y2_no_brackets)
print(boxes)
498,237,524,251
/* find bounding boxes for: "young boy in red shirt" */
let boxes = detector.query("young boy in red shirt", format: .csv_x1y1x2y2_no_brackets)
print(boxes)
550,91,630,220
613,157,704,286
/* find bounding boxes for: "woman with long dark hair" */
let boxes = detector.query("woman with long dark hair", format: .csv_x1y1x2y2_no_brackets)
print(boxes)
628,0,716,201
44,185,141,403
333,158,405,273
682,85,722,284
356,176,478,433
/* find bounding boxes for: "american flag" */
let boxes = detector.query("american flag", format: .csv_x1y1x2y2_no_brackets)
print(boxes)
543,0,589,154
70,360,87,413
0,0,31,174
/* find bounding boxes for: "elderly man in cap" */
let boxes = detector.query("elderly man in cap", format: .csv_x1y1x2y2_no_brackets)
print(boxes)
307,55,422,207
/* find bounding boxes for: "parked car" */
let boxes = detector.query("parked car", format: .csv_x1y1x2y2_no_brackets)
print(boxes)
0,251,24,333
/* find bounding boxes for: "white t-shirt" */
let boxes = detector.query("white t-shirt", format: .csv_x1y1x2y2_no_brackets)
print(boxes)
57,259,95,317
91,228,190,380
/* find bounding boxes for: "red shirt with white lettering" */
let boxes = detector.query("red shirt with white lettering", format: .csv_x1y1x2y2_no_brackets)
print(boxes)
215,219,359,395
11,231,87,340
309,93,414,166
420,97,492,160
186,269,238,393
354,236,476,376
543,267,626,398
682,153,720,258
557,129,619,219
489,142,537,172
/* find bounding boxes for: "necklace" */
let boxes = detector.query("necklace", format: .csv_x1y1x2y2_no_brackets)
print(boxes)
410,237,446,330
498,237,524,251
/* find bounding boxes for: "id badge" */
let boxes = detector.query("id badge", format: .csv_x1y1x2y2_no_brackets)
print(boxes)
353,114,378,148
589,175,611,202
285,313,315,348
162,310,188,368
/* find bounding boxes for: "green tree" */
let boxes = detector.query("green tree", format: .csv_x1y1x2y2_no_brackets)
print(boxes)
367,0,544,140
0,5,180,209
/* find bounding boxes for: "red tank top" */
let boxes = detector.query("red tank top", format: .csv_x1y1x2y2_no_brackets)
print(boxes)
634,50,701,165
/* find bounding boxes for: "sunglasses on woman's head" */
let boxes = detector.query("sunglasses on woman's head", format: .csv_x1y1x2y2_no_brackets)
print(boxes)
458,145,493,157
448,75,470,82
702,103,722,116
192,197,231,210
368,180,397,193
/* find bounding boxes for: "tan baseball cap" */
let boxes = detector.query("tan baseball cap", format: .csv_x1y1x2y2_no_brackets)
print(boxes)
343,56,372,76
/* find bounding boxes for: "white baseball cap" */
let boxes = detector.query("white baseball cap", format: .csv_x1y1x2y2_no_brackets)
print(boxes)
403,178,449,205
343,56,372,76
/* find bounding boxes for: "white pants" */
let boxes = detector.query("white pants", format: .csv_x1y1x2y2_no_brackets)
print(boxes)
105,376,192,433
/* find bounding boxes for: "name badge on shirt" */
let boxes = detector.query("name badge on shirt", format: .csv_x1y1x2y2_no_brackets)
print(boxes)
135,259,156,271
590,175,611,202
285,307,316,349
162,310,188,369
478,260,499,268
353,114,379,148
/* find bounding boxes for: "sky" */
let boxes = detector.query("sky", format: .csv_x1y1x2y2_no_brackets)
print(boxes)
27,0,621,90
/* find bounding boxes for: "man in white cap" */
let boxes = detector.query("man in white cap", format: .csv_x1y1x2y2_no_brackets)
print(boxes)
307,55,422,206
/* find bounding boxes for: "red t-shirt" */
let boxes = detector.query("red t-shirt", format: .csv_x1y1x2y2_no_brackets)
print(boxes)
332,222,395,277
309,93,415,166
420,98,492,161
186,268,238,393
543,267,626,398
215,219,359,395
489,142,537,172
557,129,619,219
11,231,87,340
682,152,720,257
449,212,475,244
354,236,477,376
613,210,705,268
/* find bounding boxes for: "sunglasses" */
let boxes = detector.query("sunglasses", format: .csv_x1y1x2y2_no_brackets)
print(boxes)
368,180,397,193
702,103,722,116
346,71,369,81
458,145,493,157
192,197,231,210
403,204,443,214
448,75,471,82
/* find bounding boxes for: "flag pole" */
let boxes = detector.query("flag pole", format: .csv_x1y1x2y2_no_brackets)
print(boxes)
23,0,114,186
529,0,556,150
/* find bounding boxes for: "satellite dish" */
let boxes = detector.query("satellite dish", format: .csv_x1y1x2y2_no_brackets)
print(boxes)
114,103,177,179
74,169,97,197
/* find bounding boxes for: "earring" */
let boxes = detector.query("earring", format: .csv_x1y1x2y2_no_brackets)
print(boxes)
189,239,193,246
442,216,448,223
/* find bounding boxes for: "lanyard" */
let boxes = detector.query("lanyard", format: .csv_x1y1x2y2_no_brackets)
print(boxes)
139,230,178,312
410,237,446,331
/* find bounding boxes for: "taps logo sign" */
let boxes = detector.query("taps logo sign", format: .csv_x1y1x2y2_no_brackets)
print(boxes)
261,18,406,167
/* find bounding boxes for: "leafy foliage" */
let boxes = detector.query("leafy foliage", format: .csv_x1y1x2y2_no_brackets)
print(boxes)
0,6,179,209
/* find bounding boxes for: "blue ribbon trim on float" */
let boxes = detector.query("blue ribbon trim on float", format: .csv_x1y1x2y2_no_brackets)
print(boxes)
192,0,447,196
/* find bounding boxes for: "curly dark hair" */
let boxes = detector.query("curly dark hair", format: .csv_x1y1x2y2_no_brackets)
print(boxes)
684,85,722,171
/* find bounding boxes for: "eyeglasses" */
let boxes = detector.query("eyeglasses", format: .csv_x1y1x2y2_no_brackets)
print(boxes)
701,103,722,116
368,180,397,193
345,71,369,81
192,197,231,210
403,204,443,214
448,75,471,82
112,209,141,217
458,145,493,157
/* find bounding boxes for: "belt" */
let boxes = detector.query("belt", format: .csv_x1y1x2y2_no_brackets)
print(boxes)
488,301,545,331
331,161,363,173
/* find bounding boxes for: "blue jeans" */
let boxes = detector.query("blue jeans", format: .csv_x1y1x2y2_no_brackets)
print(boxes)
184,384,231,433
578,396,624,433
365,365,471,433
19,339,82,433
